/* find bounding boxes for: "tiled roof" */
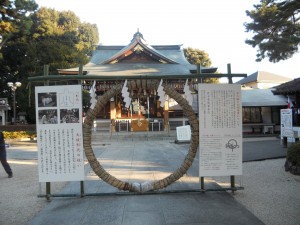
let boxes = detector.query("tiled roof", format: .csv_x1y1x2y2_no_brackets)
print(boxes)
100,32,179,64
82,63,193,76
272,77,300,94
59,31,217,76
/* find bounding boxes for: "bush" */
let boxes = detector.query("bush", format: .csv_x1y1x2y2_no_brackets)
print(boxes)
287,141,300,166
3,131,36,140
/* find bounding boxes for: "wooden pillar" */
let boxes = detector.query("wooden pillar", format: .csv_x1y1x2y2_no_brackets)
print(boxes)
116,98,122,118
295,93,300,126
110,97,116,132
164,97,169,132
78,64,83,85
227,63,233,84
43,65,49,86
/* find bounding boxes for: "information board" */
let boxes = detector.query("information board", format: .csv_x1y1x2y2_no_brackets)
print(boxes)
280,109,293,138
198,84,242,176
35,85,84,182
176,125,191,141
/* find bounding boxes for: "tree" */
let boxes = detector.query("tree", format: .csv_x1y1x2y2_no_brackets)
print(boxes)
183,47,212,67
29,7,99,70
0,6,99,123
0,0,38,51
244,0,300,62
183,47,218,83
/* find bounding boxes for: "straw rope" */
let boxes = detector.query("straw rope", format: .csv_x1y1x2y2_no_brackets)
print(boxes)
83,81,199,192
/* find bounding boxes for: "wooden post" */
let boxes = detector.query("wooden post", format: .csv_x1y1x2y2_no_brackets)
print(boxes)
164,96,169,132
227,64,233,84
80,181,84,197
46,182,51,201
228,63,235,192
197,64,202,83
78,64,83,85
43,65,49,86
282,136,288,148
110,97,116,132
200,177,204,190
231,176,235,193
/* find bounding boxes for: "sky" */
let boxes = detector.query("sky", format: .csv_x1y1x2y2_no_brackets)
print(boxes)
35,0,299,82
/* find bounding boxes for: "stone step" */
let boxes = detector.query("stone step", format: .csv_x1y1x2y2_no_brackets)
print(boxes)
91,131,177,142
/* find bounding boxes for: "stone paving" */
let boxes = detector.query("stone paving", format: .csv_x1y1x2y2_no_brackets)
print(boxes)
28,139,265,225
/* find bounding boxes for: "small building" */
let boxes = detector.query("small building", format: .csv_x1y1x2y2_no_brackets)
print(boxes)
236,71,292,89
272,77,300,126
0,98,11,125
241,89,287,134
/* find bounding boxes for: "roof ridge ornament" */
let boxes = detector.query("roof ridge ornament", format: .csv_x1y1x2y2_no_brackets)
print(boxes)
131,29,145,42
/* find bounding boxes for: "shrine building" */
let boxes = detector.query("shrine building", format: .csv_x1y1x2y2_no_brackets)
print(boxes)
56,31,218,132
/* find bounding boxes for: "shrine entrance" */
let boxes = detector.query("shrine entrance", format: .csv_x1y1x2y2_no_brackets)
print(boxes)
83,80,199,192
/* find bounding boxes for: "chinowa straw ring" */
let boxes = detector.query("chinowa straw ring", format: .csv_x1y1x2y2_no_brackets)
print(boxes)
83,81,199,192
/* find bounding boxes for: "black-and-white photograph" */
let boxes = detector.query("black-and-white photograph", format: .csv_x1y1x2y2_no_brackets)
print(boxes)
60,108,80,123
38,92,57,107
38,109,58,124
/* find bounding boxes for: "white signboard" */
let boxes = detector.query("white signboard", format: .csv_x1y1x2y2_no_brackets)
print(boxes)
176,125,191,141
35,85,84,182
281,109,293,138
199,84,242,176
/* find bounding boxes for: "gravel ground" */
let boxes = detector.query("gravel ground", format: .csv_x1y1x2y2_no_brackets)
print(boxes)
0,159,67,225
214,158,300,225
1,158,299,225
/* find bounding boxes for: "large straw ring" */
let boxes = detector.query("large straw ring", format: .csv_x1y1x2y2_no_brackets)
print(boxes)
83,81,199,192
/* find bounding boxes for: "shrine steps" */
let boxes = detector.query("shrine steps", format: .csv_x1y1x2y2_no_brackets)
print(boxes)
91,130,177,142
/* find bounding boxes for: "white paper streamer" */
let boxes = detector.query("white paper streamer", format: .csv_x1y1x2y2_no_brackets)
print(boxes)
184,79,193,106
141,181,154,192
131,182,141,192
122,80,131,108
89,80,97,109
157,79,166,108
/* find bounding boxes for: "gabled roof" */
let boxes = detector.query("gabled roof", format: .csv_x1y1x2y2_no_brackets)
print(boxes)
59,31,218,76
89,44,191,66
101,31,178,64
272,77,300,95
235,71,292,85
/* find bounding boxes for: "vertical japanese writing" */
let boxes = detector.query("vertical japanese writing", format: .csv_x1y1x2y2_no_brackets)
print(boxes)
62,129,67,174
36,85,84,182
39,130,44,173
71,128,76,172
49,129,53,173
66,129,71,173
75,131,82,168
57,129,62,174
53,129,58,174
44,129,49,174
199,84,242,177
203,89,240,129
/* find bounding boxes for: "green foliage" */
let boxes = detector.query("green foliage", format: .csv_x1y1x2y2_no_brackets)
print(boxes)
0,0,38,49
3,131,36,140
287,141,300,166
82,89,91,113
245,0,300,62
183,47,212,67
30,7,99,68
183,47,218,83
0,5,99,123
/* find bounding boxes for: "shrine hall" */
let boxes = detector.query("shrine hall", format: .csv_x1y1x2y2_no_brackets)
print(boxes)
32,31,219,132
